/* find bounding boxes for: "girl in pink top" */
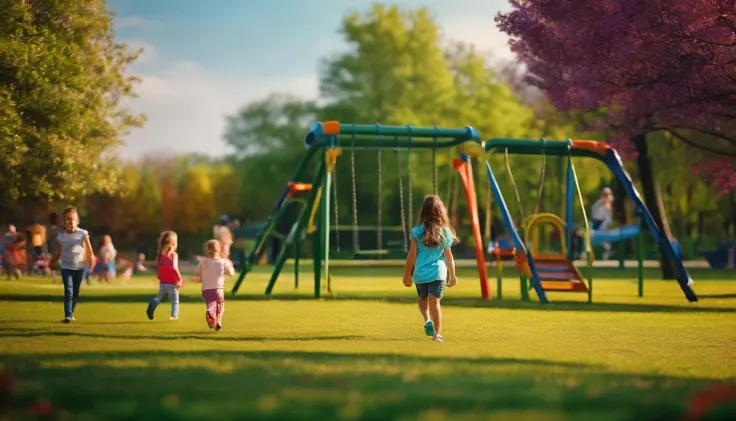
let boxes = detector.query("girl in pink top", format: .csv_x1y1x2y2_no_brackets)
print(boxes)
193,240,234,331
146,231,183,321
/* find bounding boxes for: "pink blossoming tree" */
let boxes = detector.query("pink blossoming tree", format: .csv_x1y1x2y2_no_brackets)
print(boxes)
497,0,736,277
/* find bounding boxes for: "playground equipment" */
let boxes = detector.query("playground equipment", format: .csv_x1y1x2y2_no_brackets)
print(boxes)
484,138,698,303
231,121,492,299
700,241,736,269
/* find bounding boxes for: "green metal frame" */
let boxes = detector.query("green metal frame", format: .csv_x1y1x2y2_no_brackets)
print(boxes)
231,121,486,298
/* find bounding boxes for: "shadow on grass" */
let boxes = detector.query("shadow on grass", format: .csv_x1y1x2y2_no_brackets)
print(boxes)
0,328,372,343
2,349,732,421
697,293,736,299
1,293,734,314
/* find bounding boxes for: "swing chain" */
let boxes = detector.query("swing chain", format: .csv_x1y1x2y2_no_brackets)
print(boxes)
432,125,438,195
505,148,525,223
533,139,547,215
376,124,383,251
332,158,340,252
350,132,359,252
407,125,413,228
395,136,408,252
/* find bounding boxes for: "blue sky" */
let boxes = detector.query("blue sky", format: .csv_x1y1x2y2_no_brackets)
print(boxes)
110,0,514,158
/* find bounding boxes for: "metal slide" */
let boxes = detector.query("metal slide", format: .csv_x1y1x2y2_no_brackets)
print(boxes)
602,150,697,302
484,161,550,303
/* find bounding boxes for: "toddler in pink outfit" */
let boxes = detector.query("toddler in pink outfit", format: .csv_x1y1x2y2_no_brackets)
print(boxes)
193,240,234,331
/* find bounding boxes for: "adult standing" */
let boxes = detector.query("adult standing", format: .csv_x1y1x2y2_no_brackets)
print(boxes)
591,187,614,259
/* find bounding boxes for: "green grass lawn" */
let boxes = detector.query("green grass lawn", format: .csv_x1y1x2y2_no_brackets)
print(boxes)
1,266,735,420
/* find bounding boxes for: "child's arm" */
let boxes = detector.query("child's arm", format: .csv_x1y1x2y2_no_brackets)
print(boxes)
173,253,183,280
225,261,235,277
172,253,184,286
402,238,418,287
191,262,203,283
444,247,457,287
50,239,62,267
83,235,96,269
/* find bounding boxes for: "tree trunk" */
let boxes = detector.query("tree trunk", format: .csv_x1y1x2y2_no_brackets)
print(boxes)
632,132,676,279
730,192,736,239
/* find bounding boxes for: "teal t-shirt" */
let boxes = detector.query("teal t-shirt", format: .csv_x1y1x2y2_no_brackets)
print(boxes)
411,225,453,284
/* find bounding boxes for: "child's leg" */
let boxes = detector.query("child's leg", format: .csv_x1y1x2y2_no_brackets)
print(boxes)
147,283,169,320
60,269,74,320
415,283,431,322
215,289,225,325
202,289,217,327
71,269,83,317
428,280,446,337
170,286,180,319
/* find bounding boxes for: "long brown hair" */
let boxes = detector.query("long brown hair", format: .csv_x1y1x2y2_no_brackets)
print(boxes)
418,195,457,248
157,231,178,258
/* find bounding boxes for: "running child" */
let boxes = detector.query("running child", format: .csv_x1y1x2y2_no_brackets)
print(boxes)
50,207,96,323
402,195,458,342
192,240,234,331
146,231,183,321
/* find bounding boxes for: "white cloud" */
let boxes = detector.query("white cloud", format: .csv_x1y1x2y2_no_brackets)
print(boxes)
115,16,160,29
121,61,318,159
122,39,157,63
440,17,514,62
118,2,516,160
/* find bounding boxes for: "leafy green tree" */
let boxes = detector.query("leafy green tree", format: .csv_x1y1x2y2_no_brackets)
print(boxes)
0,0,145,217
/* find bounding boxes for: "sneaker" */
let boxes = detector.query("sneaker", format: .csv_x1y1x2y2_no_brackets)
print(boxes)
424,320,435,337
432,334,443,342
169,317,178,321
61,317,72,324
146,300,157,320
214,322,222,332
71,316,75,321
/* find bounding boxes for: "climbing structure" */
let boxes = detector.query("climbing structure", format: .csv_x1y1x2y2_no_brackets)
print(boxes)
483,138,698,304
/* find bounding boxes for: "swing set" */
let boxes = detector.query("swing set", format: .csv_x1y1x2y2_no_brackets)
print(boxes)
231,121,698,305
231,121,492,299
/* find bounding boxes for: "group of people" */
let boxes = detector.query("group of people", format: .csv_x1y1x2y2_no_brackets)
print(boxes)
1,215,60,280
48,206,237,332
0,212,148,284
47,197,457,342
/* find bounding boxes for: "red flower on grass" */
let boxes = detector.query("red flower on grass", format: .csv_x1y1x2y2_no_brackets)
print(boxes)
687,383,736,420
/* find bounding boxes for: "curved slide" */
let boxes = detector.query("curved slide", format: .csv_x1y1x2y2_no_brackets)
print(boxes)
590,224,641,245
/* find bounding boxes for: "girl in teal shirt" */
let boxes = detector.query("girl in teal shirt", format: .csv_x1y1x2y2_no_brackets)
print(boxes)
402,195,458,342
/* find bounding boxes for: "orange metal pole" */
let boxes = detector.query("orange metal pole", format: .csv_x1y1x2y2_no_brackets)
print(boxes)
453,157,491,300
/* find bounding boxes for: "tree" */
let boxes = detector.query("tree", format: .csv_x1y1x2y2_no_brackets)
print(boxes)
321,4,456,126
0,0,145,216
223,95,317,222
496,0,736,277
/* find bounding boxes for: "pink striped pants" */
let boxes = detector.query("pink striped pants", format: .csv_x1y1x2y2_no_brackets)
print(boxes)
202,288,224,327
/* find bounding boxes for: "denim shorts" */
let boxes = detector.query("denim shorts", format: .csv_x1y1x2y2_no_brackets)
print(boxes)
415,280,446,299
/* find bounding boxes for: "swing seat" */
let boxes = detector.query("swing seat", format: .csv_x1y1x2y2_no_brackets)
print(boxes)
353,249,389,260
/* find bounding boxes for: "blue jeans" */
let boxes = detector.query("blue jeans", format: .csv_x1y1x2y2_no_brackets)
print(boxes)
149,283,180,318
415,280,446,299
61,269,84,318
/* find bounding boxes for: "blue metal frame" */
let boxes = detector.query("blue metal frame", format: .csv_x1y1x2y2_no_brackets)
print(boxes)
485,161,548,303
484,139,698,303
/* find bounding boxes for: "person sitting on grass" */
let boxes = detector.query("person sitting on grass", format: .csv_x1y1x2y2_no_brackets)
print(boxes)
402,195,458,343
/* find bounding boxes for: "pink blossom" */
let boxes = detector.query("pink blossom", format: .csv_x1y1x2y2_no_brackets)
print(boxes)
496,0,736,191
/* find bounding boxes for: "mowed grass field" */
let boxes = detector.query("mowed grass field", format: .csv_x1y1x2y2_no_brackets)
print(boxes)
1,265,735,421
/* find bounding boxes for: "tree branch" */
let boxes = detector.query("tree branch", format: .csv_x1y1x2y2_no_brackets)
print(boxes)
656,127,736,158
